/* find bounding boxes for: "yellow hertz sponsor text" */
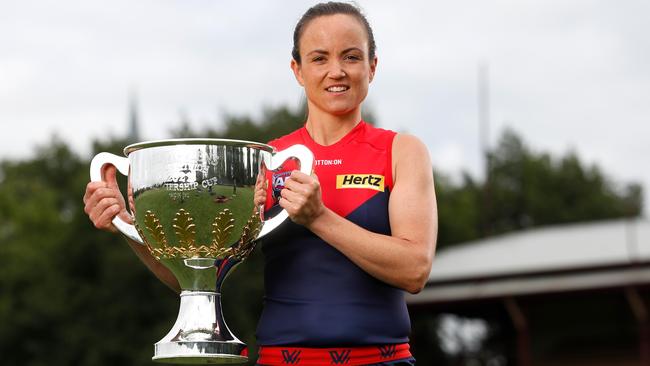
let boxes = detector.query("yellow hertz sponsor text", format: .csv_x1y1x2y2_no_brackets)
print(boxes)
336,174,385,191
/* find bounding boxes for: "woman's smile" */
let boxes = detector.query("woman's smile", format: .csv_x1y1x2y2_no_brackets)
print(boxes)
325,84,350,93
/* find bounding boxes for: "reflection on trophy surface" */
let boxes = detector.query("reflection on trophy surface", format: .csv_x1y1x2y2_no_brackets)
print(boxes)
90,139,313,364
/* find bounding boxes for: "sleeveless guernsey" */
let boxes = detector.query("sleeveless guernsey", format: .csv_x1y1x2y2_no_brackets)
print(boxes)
256,121,411,346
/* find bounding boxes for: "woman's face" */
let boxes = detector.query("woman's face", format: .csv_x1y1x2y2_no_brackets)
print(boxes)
291,14,377,119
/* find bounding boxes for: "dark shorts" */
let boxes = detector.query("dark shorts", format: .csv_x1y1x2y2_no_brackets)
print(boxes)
369,357,416,365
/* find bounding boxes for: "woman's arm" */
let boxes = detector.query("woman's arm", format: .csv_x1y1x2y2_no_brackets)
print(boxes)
279,133,437,294
83,165,181,293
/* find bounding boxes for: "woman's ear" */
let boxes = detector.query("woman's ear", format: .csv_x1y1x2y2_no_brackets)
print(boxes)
291,59,305,86
369,56,378,83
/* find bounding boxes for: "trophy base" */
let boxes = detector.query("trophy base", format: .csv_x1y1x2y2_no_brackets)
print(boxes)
153,357,246,365
153,341,246,364
153,291,247,364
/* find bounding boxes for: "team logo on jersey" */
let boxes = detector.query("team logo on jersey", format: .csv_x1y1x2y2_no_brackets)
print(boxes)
329,349,351,364
281,349,301,364
336,174,385,191
272,171,291,200
378,344,397,358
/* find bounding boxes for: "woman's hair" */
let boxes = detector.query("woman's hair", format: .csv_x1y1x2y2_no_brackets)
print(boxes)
292,2,376,64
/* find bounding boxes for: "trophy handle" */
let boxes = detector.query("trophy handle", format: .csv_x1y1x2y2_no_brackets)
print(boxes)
257,144,314,238
89,152,145,245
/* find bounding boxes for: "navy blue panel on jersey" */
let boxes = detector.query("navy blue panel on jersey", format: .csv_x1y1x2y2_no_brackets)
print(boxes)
256,190,411,346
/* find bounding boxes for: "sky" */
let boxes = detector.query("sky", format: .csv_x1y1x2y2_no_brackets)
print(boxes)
1,0,649,212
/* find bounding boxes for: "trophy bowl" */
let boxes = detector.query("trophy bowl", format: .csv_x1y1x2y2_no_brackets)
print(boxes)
90,138,313,364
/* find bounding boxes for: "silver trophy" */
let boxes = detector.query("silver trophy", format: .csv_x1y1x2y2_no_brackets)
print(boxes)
89,139,313,364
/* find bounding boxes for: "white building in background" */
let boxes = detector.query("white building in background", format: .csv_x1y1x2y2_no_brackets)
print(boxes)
408,218,650,366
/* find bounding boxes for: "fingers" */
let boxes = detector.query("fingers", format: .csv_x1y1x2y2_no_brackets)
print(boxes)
278,188,322,227
254,188,267,207
283,172,320,197
279,187,306,207
253,173,268,207
103,164,120,189
287,170,317,183
83,180,127,232
116,208,134,225
91,198,121,230
255,173,268,190
279,171,324,226
84,185,120,212
278,195,299,215
83,181,105,204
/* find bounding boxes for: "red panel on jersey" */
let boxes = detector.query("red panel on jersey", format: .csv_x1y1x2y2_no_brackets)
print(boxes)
264,121,395,218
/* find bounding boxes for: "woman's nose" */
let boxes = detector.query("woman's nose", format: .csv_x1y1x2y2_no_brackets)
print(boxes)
327,62,346,79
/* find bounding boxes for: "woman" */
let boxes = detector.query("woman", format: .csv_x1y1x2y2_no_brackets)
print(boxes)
83,2,437,365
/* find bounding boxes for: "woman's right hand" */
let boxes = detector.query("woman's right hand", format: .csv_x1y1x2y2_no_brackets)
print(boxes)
83,164,132,232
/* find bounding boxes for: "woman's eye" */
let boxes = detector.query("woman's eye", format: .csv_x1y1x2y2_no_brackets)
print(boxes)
345,54,362,61
312,56,326,62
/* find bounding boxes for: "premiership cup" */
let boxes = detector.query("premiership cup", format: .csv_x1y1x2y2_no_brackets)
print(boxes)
89,139,313,364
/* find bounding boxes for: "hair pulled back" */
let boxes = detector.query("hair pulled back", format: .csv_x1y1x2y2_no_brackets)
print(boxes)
292,2,376,64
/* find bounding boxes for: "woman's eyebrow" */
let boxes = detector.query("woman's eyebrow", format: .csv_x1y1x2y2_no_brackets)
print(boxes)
306,49,329,57
341,47,363,54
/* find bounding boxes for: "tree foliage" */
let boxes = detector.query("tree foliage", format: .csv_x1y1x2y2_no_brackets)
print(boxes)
0,106,643,365
436,128,642,247
170,105,306,141
0,137,175,365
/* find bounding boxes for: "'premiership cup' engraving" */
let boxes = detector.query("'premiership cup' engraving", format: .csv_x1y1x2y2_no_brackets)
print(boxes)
164,181,199,191
201,177,220,189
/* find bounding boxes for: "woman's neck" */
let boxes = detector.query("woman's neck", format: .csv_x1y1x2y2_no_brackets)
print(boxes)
304,108,362,146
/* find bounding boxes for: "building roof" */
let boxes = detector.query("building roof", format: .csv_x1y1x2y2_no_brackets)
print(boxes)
408,218,650,305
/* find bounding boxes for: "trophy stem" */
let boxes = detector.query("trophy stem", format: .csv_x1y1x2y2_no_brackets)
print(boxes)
153,291,246,364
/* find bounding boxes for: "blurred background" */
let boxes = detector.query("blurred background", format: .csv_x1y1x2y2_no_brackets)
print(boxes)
0,0,648,365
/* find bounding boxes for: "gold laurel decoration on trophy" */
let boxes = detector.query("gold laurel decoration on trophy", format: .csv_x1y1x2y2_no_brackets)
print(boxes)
134,224,160,259
143,210,169,260
140,208,259,260
210,209,235,257
173,209,197,257
233,211,262,259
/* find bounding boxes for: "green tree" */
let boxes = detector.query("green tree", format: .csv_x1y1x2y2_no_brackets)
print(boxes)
484,128,642,235
170,105,305,141
435,128,643,248
0,136,178,365
434,171,481,245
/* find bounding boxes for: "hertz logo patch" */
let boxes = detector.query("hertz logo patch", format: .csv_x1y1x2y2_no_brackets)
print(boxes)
336,174,385,191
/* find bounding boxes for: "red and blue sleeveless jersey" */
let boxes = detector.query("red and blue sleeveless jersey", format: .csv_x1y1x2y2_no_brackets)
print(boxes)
257,121,411,346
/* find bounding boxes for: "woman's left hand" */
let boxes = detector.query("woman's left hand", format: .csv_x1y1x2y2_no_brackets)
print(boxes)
279,170,325,226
